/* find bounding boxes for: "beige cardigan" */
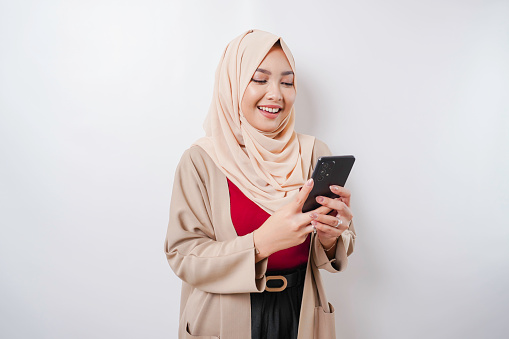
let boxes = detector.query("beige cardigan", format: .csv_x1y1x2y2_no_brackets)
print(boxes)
165,137,356,339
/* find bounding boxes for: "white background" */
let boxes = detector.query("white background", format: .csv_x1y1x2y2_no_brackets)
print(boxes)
1,1,508,338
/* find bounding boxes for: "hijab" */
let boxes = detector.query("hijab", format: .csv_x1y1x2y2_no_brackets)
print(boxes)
194,29,315,214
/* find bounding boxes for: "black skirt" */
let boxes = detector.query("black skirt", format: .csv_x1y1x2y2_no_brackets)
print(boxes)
250,265,306,339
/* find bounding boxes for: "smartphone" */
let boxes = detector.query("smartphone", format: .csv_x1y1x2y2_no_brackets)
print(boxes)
302,155,355,213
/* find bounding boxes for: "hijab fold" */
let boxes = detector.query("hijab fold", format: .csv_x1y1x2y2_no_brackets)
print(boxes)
194,29,315,214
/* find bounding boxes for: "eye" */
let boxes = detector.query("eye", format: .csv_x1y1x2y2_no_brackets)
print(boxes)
282,82,294,86
251,79,267,84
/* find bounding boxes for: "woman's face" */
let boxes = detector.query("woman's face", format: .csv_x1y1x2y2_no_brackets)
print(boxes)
241,45,296,133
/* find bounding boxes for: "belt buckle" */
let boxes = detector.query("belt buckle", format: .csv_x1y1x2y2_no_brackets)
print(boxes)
265,275,288,292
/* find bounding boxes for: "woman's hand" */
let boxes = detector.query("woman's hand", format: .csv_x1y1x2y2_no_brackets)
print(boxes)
311,185,353,255
253,178,328,262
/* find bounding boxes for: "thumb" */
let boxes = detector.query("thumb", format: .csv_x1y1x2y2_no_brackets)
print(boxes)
294,178,314,211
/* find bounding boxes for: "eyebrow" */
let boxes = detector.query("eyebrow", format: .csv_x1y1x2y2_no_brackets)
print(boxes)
255,68,294,76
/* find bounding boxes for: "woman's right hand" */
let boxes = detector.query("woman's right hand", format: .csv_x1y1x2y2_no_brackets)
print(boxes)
253,178,328,261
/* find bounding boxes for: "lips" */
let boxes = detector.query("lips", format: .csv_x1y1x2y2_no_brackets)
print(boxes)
257,106,282,119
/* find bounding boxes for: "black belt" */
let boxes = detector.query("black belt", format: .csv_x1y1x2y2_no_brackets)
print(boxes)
265,266,306,292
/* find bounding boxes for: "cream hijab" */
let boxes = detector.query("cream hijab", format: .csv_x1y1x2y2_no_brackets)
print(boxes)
194,29,315,214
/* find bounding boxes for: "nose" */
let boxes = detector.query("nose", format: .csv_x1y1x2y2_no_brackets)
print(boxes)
266,81,283,101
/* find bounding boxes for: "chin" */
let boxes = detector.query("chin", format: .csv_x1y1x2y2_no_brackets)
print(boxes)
255,120,280,133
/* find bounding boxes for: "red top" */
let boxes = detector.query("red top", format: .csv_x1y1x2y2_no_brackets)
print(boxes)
228,179,310,271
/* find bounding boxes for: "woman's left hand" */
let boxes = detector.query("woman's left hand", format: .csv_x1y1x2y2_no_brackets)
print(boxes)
311,185,353,251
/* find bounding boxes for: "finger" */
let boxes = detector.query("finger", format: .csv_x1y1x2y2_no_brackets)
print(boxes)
336,205,353,221
316,196,346,210
330,186,351,206
330,185,351,199
311,213,344,228
312,214,350,233
312,220,342,238
294,178,314,211
316,196,353,220
304,224,315,235
309,204,332,216
331,198,353,218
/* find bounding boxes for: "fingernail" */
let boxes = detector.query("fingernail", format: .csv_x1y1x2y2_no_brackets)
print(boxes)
311,220,317,226
316,196,324,203
311,213,317,219
306,178,313,186
330,185,339,191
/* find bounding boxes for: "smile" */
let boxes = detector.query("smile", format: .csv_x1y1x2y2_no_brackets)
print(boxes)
257,106,281,113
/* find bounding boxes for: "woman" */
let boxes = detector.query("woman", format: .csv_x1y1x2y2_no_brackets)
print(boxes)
165,29,356,339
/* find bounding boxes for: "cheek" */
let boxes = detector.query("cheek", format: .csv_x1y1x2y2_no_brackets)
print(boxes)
242,86,262,109
240,97,248,115
284,89,296,107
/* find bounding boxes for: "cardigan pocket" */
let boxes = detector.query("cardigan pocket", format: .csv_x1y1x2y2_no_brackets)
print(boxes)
313,303,336,338
185,323,219,339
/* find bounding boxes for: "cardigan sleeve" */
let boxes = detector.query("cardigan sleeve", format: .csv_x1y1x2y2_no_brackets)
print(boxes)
164,148,268,294
309,138,357,273
312,222,356,272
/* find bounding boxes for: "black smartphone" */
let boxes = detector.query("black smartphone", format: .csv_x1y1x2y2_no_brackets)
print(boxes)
302,155,355,212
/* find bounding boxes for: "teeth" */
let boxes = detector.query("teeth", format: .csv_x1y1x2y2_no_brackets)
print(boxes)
258,106,281,113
